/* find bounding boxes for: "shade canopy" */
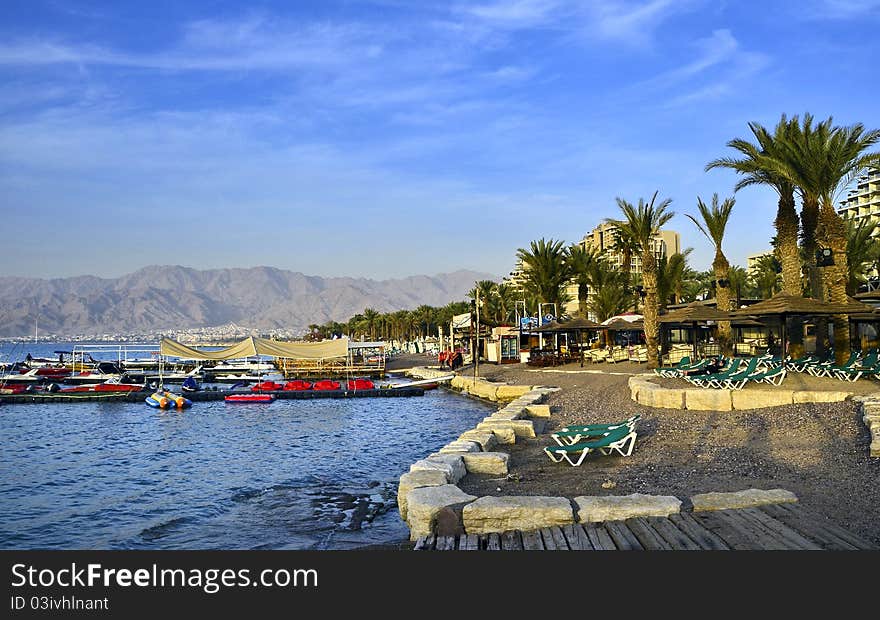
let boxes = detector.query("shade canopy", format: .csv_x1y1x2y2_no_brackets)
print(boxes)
730,292,875,316
160,336,350,360
603,319,644,331
659,301,735,324
560,316,600,330
534,319,568,332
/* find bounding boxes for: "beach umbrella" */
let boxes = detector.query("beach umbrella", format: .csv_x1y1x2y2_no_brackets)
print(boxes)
659,301,736,359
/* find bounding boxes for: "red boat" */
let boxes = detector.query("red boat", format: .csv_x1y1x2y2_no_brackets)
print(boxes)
34,367,72,378
346,378,375,390
225,394,274,403
283,380,312,391
60,381,144,393
312,380,341,391
251,381,284,392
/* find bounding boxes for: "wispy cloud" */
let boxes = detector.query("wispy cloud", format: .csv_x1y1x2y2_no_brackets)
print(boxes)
585,0,703,41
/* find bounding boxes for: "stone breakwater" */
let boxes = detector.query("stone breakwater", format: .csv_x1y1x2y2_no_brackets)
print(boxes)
399,367,799,541
628,375,852,411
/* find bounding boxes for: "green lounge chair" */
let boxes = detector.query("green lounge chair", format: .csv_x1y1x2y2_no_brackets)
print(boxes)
719,358,762,390
552,415,641,446
544,425,637,466
833,351,879,382
655,357,690,377
808,351,859,378
747,365,787,386
688,358,742,389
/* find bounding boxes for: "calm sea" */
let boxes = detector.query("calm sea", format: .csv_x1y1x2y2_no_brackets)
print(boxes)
0,342,491,549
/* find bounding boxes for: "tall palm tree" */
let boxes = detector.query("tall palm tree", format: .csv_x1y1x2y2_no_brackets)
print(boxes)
608,230,637,308
657,249,693,310
362,308,380,341
686,193,736,354
606,191,675,369
516,238,572,312
751,255,783,298
707,116,802,297
846,218,880,295
494,282,517,324
771,117,880,362
727,265,750,308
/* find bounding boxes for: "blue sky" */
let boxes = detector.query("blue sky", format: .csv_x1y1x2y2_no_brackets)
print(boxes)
1,1,878,280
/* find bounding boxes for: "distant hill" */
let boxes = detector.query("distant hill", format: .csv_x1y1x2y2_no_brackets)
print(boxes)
0,266,498,337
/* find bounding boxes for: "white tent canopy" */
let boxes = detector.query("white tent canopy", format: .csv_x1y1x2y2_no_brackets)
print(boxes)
160,336,349,360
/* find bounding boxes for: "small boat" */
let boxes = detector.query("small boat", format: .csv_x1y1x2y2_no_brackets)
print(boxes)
312,379,341,391
225,394,274,403
181,377,200,392
282,380,312,391
61,378,145,393
145,391,173,408
346,378,375,390
251,381,284,392
164,391,192,408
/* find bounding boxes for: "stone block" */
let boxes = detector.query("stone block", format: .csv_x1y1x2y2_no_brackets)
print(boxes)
495,385,533,400
409,454,467,483
491,408,526,421
793,391,850,404
474,424,516,444
470,380,499,401
684,388,733,411
477,418,536,439
574,494,682,523
690,488,798,512
732,390,794,410
457,430,498,451
461,452,509,475
524,405,551,418
397,470,449,520
438,440,482,454
406,485,477,540
462,496,574,534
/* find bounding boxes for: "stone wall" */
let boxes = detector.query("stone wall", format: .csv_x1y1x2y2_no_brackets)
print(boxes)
629,375,852,411
856,394,880,457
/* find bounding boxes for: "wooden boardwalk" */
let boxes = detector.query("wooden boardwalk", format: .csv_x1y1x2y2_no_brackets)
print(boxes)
414,504,876,551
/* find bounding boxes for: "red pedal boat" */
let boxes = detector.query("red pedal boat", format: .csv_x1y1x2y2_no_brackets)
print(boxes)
346,378,375,390
283,380,312,391
251,381,284,392
225,394,275,403
312,379,341,391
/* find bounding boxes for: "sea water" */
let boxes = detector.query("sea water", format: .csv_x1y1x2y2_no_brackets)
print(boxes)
0,343,492,549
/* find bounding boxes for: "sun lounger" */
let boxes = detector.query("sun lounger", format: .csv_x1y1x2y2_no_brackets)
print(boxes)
833,351,880,382
552,415,641,446
719,358,762,390
543,426,637,466
749,365,787,386
808,351,859,378
655,357,690,377
688,358,742,389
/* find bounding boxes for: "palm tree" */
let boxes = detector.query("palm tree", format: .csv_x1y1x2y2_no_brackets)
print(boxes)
494,282,517,324
686,193,736,354
657,249,693,309
565,245,598,317
751,255,783,298
771,117,880,362
588,284,628,323
362,308,380,341
846,218,880,295
516,238,572,311
608,231,637,307
707,116,802,297
606,191,675,369
727,265,750,308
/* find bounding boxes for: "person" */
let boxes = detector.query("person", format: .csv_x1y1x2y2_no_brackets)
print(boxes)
450,350,463,370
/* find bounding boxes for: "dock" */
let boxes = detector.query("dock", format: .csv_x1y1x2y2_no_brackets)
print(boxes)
0,387,425,405
413,504,876,551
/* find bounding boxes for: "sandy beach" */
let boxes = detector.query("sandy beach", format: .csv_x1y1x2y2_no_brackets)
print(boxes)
399,358,880,547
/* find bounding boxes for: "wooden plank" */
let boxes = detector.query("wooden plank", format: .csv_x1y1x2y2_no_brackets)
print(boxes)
487,533,501,551
645,517,702,550
413,535,433,551
522,529,544,550
604,520,643,550
548,526,570,550
584,523,617,550
574,525,596,550
436,536,457,551
501,530,523,551
710,509,792,550
561,524,582,550
624,518,672,550
458,534,480,550
669,513,730,550
539,528,558,550
740,508,822,550
691,510,765,550
762,504,874,550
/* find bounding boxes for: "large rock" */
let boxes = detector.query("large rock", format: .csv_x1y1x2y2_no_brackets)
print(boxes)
458,430,498,451
732,390,794,410
462,452,509,475
495,385,533,400
690,488,798,512
469,380,499,401
397,470,449,520
793,391,850,404
409,454,467,483
573,494,681,523
438,440,482,454
462,496,574,534
684,388,733,411
525,405,551,418
406,485,477,540
477,418,536,439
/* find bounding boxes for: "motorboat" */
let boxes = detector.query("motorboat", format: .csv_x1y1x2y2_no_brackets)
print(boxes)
60,376,145,393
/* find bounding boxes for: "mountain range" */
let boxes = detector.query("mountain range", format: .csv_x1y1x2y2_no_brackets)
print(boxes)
0,266,497,338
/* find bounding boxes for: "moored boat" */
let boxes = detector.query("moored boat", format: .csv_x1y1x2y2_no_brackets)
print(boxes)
282,380,312,391
312,379,341,391
225,394,274,403
346,378,375,390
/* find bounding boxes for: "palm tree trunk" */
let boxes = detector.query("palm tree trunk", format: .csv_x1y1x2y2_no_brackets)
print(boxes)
817,203,851,364
714,253,732,357
801,195,828,358
776,192,802,294
642,254,660,369
578,283,589,317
